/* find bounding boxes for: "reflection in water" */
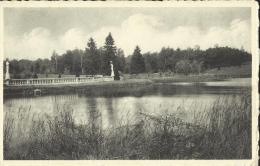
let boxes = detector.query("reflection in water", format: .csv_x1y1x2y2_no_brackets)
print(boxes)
86,97,101,133
105,98,116,127
85,97,102,158
4,79,251,132
134,98,146,124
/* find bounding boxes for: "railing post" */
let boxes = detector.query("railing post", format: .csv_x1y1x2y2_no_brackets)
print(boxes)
5,80,9,85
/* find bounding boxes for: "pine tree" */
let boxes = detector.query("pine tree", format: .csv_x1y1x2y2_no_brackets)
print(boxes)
102,32,117,76
104,32,116,56
130,46,145,74
87,37,100,75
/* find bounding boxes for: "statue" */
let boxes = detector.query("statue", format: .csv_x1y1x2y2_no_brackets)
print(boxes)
110,61,114,77
5,60,10,80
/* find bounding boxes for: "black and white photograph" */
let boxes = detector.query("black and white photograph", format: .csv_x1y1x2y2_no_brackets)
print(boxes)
1,1,258,164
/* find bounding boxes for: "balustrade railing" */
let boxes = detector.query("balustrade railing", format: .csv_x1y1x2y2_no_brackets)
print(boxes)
6,76,114,86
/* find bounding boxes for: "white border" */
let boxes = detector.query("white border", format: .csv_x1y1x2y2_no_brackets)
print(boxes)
0,1,258,166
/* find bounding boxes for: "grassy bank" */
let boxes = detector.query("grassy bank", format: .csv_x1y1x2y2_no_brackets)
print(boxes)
125,64,251,83
4,93,251,160
4,64,251,97
151,74,251,83
4,74,251,98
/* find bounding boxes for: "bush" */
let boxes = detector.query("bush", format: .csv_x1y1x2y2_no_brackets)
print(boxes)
175,60,192,75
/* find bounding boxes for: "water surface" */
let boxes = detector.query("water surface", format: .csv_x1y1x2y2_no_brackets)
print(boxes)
4,78,251,131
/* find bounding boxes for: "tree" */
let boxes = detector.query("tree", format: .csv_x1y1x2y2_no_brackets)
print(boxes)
158,47,175,72
111,48,126,80
86,37,100,75
175,60,192,75
56,56,64,74
104,32,116,54
6,42,252,78
71,49,83,76
144,52,159,73
51,51,58,73
34,61,40,74
190,60,204,74
130,46,145,74
116,48,126,72
88,37,97,51
17,59,33,78
102,32,117,76
63,50,74,73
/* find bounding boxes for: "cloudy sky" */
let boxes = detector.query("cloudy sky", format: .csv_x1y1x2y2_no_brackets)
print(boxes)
4,7,251,60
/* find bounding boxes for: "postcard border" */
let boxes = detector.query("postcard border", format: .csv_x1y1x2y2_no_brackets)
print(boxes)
0,1,258,166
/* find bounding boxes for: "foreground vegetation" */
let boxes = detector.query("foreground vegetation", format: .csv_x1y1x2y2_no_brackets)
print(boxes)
4,92,251,160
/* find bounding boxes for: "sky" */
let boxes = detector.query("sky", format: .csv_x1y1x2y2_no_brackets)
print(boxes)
4,7,251,60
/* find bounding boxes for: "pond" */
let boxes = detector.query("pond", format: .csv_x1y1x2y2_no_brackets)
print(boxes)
4,78,251,129
3,78,252,159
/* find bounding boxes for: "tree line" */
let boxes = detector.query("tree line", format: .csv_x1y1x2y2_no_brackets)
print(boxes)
4,33,251,79
138,45,251,75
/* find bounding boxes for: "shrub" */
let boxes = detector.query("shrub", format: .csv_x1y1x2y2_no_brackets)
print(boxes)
175,60,192,75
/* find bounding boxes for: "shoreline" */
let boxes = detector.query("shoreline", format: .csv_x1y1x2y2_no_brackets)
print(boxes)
151,74,251,83
3,74,251,98
4,79,153,98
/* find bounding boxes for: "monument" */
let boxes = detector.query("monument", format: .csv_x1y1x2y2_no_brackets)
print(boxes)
5,60,10,85
110,61,114,77
5,60,10,79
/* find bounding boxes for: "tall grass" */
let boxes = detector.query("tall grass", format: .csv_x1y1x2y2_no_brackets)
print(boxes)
4,93,251,160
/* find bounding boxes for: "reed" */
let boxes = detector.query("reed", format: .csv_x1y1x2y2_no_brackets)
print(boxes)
4,93,251,159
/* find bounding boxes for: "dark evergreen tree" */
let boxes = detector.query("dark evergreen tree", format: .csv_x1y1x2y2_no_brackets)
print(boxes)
130,46,145,74
51,51,58,74
102,32,117,76
86,37,100,75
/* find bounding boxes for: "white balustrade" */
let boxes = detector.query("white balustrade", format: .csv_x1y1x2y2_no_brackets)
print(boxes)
7,76,114,86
